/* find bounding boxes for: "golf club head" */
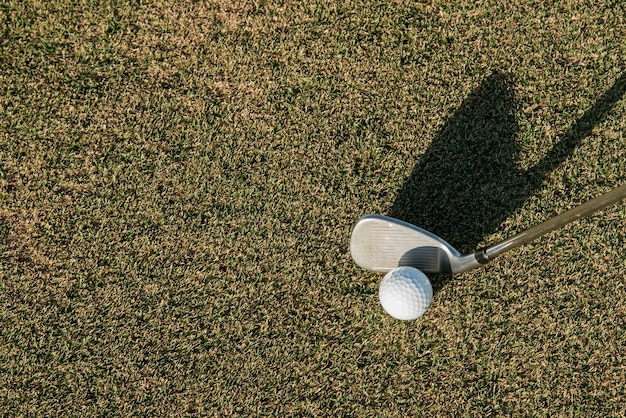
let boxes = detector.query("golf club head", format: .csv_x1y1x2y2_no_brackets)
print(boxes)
350,215,481,274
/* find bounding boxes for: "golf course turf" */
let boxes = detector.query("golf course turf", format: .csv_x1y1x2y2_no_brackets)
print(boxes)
1,1,625,415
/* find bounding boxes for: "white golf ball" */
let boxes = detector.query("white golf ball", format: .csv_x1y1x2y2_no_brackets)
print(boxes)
379,266,433,320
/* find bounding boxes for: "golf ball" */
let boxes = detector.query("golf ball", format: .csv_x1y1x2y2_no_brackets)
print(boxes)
379,266,433,320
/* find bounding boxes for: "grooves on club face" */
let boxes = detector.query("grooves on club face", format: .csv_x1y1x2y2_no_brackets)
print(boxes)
350,215,481,273
399,246,450,273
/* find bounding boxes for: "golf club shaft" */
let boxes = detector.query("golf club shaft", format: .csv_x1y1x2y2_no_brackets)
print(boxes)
478,183,626,262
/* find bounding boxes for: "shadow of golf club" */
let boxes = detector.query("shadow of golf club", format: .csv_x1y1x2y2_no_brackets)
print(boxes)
389,71,626,293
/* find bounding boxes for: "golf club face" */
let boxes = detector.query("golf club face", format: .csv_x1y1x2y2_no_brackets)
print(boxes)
350,215,482,274
350,215,457,273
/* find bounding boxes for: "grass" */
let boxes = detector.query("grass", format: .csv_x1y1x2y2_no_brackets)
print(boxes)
1,0,625,415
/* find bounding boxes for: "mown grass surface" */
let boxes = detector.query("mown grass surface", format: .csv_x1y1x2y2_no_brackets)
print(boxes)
1,0,625,416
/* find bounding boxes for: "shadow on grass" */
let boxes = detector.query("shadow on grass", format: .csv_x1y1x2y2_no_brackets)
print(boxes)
389,71,626,292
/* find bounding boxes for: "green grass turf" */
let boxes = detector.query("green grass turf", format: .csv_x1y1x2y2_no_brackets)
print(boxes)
1,0,625,415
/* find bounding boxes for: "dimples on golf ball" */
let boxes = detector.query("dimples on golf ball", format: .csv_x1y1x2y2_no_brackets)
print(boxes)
379,266,433,320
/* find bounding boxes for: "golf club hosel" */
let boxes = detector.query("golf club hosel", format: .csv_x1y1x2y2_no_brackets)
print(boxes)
474,248,492,265
449,253,485,274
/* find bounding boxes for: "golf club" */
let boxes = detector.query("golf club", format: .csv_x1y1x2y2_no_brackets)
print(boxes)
351,183,626,274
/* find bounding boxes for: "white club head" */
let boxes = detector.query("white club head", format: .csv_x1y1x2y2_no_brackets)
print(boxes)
350,215,482,274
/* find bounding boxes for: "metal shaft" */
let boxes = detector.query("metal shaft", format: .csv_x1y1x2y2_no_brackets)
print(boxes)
480,183,626,262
